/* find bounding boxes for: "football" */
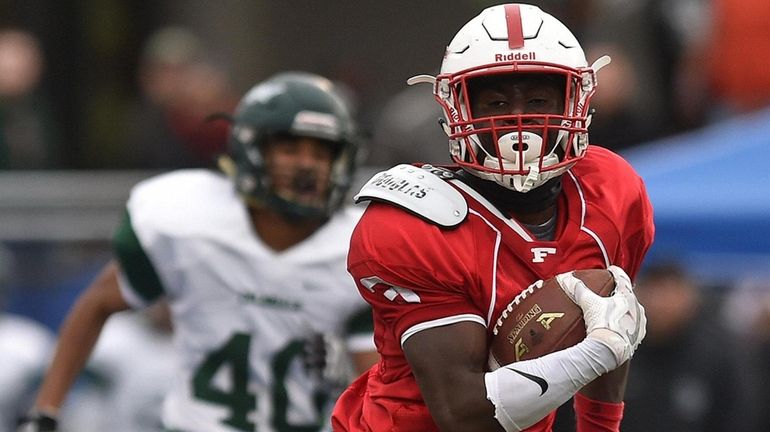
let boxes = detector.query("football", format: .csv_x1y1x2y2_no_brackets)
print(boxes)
489,269,615,369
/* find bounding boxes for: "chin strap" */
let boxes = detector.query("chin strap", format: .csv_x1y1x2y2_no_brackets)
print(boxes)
515,164,541,193
574,393,624,432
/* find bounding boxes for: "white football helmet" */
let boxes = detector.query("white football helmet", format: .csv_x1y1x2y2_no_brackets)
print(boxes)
409,4,610,192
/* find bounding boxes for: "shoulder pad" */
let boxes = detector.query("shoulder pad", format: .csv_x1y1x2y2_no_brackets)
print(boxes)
354,164,468,228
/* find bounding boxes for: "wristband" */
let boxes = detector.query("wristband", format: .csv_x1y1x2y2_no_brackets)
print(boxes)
574,392,624,432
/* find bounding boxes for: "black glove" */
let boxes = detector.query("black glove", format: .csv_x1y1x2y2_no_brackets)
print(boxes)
301,333,328,380
16,411,59,432
301,333,352,395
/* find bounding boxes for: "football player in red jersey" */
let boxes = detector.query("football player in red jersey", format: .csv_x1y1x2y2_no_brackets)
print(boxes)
332,4,653,432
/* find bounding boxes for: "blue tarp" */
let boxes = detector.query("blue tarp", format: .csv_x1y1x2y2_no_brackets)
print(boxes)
621,108,770,282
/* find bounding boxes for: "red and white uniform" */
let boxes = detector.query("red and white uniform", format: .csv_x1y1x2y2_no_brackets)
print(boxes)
332,146,654,431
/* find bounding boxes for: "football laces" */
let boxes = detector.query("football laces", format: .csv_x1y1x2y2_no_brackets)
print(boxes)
492,279,545,335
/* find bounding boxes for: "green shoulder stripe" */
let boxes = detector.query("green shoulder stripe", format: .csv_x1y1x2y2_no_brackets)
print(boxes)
113,209,165,303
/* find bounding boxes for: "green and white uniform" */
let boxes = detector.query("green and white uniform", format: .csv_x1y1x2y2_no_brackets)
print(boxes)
113,169,372,432
0,314,54,432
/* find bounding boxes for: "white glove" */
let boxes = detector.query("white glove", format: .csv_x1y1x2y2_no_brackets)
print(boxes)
555,266,647,367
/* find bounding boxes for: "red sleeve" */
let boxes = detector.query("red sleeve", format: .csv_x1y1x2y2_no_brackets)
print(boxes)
619,169,655,281
348,202,486,340
585,147,655,281
573,147,655,281
574,392,624,432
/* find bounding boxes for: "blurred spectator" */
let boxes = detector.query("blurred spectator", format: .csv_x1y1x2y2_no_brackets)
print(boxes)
660,0,770,126
706,0,770,115
61,302,174,432
642,0,712,131
585,42,657,152
122,27,238,169
0,314,54,432
0,28,62,169
0,244,55,432
621,262,758,432
722,278,770,431
365,83,450,168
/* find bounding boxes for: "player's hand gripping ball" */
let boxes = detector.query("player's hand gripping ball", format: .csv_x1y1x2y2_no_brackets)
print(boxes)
489,269,615,369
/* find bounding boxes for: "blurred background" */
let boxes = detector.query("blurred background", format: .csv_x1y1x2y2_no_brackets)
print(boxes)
1,0,769,431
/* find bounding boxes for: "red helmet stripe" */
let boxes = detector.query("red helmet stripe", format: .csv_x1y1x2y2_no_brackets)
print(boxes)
504,4,525,49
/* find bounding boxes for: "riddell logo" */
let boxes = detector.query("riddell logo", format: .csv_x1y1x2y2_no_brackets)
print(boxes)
495,51,536,62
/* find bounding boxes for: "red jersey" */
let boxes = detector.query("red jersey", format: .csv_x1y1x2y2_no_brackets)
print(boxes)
332,146,654,431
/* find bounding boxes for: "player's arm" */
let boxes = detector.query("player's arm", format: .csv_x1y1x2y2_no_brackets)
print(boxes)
568,362,629,432
578,361,629,403
403,320,501,431
569,272,644,430
19,261,130,429
567,266,643,431
403,320,615,432
569,179,656,430
403,266,645,432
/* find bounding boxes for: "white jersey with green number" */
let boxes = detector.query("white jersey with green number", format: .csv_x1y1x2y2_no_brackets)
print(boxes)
113,169,371,432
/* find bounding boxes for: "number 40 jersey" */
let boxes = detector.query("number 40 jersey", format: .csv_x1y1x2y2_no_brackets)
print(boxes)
113,169,372,432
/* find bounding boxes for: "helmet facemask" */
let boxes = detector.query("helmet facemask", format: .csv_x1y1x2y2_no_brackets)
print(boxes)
262,135,336,217
437,64,597,192
225,131,356,221
408,3,609,193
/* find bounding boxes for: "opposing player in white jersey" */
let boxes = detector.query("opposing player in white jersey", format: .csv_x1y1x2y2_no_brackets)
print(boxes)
0,313,54,432
17,72,377,432
0,246,56,432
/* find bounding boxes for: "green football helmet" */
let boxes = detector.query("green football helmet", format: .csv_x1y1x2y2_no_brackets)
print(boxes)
223,71,359,220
